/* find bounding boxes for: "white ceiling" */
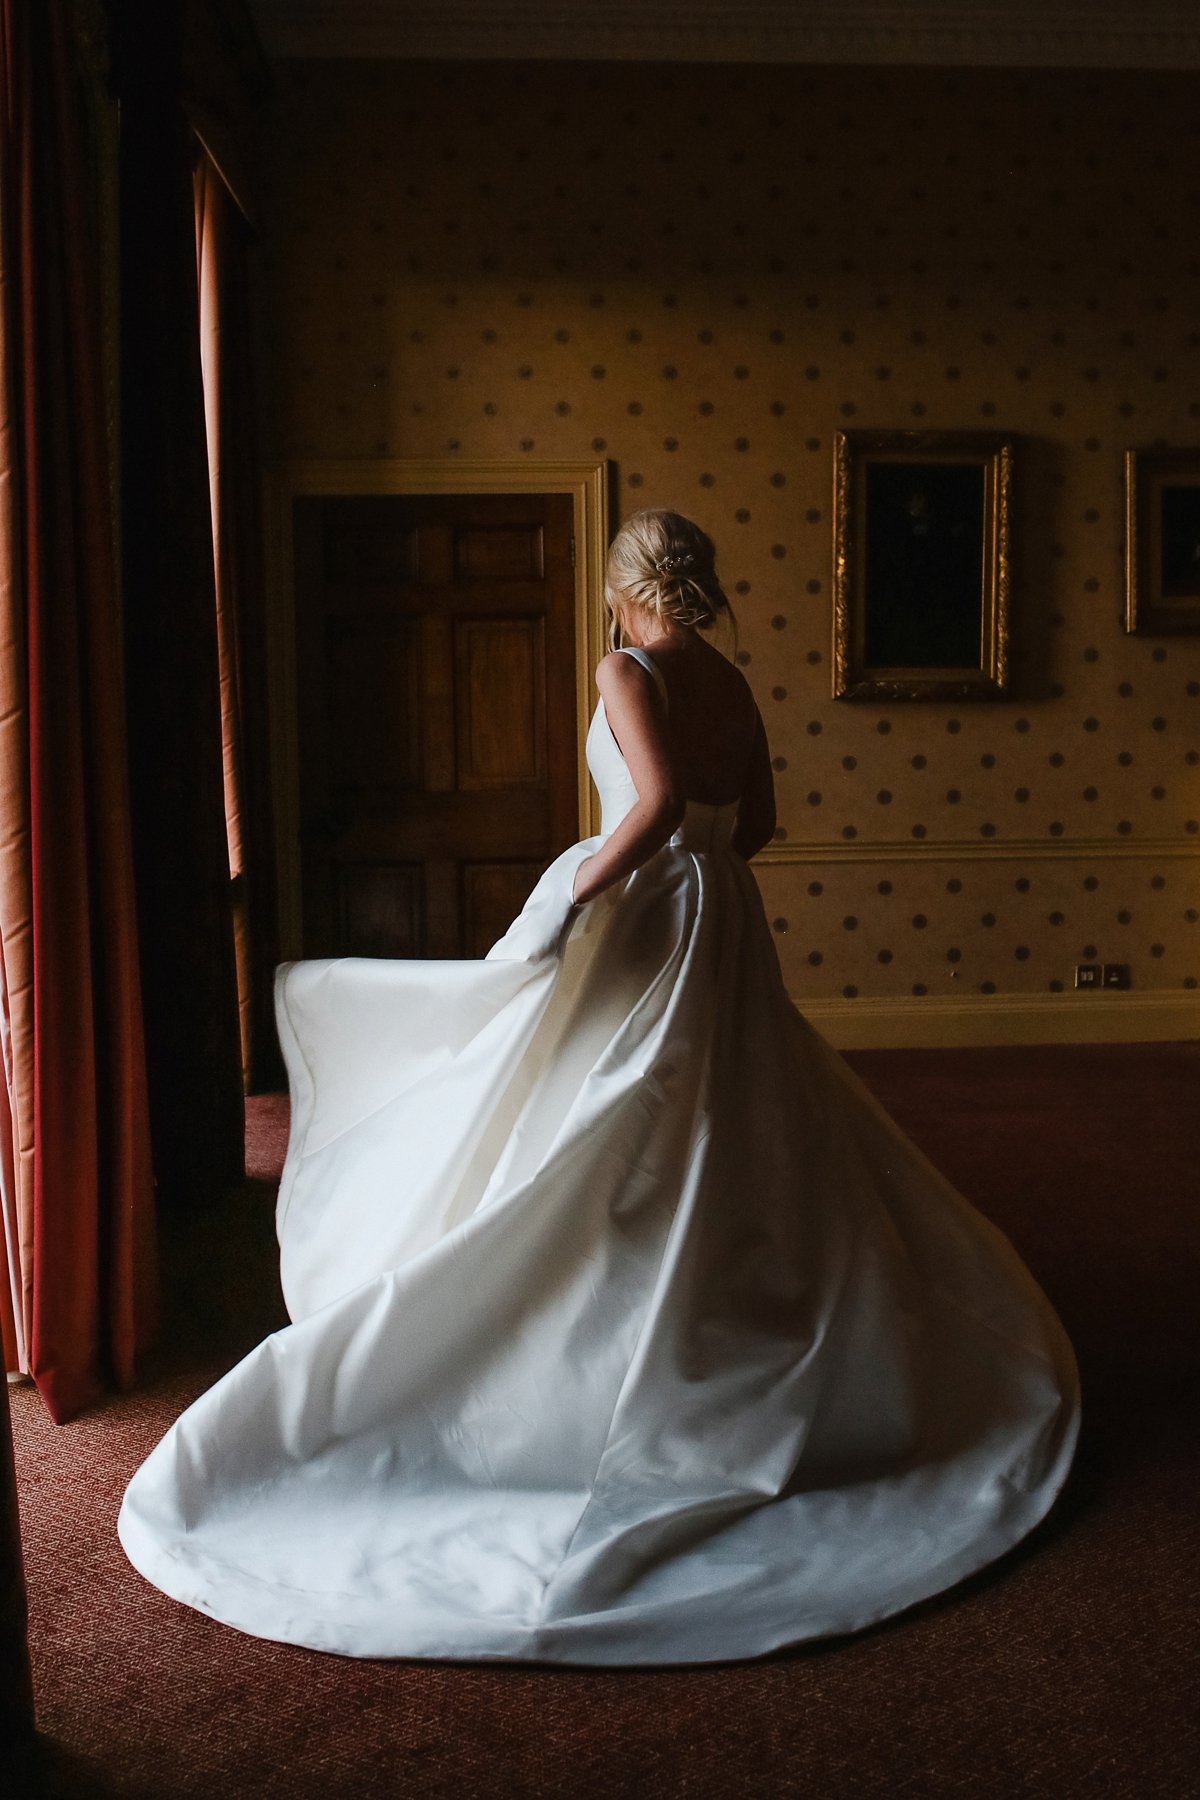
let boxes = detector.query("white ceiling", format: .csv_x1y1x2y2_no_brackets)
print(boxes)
246,1,1200,67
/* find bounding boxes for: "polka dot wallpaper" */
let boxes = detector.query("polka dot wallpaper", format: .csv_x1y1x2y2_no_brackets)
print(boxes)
258,59,1200,1006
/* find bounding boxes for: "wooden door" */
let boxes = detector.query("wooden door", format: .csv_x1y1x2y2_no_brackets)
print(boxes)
294,492,578,959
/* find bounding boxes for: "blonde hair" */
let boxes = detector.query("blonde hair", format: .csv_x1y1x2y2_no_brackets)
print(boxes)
605,509,735,650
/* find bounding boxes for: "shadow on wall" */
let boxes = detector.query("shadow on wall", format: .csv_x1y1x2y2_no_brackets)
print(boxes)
152,1093,290,1368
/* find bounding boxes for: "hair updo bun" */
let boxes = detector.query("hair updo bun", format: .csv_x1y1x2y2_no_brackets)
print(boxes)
605,509,735,649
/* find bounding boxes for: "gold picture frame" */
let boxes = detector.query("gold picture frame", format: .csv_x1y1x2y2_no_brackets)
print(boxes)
832,431,1013,701
1125,448,1200,635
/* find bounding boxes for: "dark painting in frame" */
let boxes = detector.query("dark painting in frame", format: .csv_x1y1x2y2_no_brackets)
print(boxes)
832,431,1013,701
1125,448,1200,635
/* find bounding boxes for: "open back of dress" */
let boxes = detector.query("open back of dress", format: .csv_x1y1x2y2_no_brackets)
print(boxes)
118,673,1079,1664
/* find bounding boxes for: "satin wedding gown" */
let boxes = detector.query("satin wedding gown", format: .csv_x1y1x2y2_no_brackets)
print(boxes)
120,648,1079,1665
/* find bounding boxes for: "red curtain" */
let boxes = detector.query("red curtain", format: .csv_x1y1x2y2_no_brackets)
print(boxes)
0,1,157,1420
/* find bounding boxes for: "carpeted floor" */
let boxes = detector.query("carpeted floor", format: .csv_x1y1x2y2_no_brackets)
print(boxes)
11,1045,1200,1800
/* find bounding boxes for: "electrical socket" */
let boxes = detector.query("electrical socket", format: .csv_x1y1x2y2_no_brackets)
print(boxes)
1075,963,1101,989
1103,963,1131,989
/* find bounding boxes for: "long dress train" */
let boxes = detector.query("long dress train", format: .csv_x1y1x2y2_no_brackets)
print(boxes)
119,651,1079,1665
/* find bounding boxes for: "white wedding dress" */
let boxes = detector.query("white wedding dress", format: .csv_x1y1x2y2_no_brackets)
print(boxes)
120,649,1079,1665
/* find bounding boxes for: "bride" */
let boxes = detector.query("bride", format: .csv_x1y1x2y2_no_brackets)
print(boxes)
120,509,1079,1665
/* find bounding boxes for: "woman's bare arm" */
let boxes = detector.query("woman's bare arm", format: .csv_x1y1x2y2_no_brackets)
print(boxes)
729,708,776,862
571,654,685,905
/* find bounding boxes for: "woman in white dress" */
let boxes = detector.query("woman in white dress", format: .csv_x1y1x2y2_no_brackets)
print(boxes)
119,510,1079,1665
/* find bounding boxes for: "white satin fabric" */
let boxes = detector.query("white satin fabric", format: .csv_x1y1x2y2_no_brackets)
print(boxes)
119,667,1079,1665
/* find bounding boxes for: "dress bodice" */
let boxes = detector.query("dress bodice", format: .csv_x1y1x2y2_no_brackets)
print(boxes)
586,649,740,855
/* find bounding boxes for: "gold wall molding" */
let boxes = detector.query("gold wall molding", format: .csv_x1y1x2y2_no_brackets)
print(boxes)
756,836,1200,867
797,987,1200,1050
264,457,609,959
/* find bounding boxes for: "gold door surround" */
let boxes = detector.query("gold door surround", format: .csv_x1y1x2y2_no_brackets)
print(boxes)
265,459,609,959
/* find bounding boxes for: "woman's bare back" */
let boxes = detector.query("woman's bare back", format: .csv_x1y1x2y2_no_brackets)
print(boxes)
636,634,758,806
573,627,776,905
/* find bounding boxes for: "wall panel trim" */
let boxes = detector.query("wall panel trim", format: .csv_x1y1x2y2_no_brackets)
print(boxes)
755,836,1200,867
797,988,1200,1049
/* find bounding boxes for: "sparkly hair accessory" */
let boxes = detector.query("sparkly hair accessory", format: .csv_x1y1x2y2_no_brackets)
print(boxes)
654,553,694,574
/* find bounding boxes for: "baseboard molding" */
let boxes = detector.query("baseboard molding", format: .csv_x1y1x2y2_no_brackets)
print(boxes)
794,988,1200,1049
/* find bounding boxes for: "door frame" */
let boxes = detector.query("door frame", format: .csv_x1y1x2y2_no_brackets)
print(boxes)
265,458,610,958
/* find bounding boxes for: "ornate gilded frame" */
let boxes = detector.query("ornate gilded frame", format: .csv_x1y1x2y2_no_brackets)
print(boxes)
832,431,1013,701
1124,447,1200,635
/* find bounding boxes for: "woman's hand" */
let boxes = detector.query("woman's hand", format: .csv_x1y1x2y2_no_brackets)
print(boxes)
571,855,597,905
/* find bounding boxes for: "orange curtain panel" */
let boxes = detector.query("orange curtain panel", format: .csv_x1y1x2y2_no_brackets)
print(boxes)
194,148,281,1095
196,149,253,1081
0,0,157,1421
112,0,245,1205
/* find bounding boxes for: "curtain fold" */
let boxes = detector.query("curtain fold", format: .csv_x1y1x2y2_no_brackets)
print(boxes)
0,0,157,1420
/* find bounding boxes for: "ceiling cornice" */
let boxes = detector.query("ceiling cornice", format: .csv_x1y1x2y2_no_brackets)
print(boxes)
246,2,1200,68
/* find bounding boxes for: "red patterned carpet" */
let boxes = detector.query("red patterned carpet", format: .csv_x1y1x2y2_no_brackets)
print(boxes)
11,1045,1200,1800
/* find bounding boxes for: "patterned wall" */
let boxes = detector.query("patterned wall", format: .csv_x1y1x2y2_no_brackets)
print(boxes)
258,60,1200,1006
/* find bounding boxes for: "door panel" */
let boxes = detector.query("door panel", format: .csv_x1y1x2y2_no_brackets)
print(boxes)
295,492,577,959
454,617,545,789
337,863,423,959
323,516,417,586
462,862,545,960
455,524,545,582
328,615,421,791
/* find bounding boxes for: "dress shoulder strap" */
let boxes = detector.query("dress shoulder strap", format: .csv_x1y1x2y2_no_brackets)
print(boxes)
616,645,669,714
